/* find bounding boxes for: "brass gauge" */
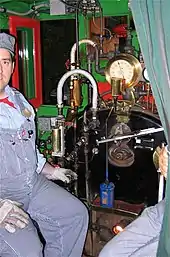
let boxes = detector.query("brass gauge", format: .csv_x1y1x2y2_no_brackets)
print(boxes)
105,53,142,88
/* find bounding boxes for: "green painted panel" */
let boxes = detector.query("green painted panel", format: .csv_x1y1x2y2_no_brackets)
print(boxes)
38,13,75,21
0,0,132,113
0,0,48,14
37,105,69,117
100,0,129,16
23,28,35,98
0,2,30,12
0,0,40,3
17,28,35,98
0,13,8,29
0,0,129,17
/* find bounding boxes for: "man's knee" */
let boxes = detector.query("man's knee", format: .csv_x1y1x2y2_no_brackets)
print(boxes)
75,199,89,225
0,222,43,257
0,237,43,257
99,247,112,257
23,238,43,257
98,238,117,257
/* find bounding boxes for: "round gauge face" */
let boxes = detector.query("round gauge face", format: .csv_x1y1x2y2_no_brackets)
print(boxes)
109,59,134,84
143,67,150,82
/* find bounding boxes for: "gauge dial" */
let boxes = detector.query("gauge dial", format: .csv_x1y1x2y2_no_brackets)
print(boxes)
109,60,134,84
143,67,150,82
105,53,142,88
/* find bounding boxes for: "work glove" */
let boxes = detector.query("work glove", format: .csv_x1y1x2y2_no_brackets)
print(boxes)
45,167,78,183
0,199,29,233
42,162,77,183
158,143,169,179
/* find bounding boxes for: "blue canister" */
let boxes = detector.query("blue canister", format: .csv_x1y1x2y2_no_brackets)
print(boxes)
100,181,115,208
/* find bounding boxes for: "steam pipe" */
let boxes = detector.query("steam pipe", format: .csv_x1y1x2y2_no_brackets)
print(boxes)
57,69,98,110
70,39,104,74
70,39,96,70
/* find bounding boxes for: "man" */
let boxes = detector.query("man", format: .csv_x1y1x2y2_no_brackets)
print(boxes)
0,32,88,257
99,145,168,257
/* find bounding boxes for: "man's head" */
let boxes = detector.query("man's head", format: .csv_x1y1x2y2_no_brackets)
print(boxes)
0,33,15,97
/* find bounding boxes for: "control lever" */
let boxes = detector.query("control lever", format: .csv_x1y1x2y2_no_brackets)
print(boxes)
134,137,154,151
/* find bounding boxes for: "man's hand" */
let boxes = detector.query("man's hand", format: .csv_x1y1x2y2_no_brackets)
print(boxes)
0,199,29,233
159,144,168,179
42,163,77,183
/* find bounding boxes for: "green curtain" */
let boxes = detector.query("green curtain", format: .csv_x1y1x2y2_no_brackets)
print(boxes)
130,0,170,256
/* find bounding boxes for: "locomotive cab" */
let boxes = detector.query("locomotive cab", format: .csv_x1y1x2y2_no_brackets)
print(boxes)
0,0,168,256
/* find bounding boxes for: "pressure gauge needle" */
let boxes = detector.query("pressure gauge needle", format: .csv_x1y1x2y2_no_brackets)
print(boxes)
117,61,125,79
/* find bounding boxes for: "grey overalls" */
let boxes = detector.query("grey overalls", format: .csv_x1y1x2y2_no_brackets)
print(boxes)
0,88,88,257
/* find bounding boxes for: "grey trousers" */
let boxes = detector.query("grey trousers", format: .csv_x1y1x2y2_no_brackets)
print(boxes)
0,175,89,257
99,200,165,257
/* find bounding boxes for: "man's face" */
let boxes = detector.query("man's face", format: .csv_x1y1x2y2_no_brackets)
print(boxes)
0,48,14,96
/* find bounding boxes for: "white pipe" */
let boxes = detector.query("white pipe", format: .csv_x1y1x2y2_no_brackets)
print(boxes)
70,39,97,70
158,174,164,202
57,69,98,109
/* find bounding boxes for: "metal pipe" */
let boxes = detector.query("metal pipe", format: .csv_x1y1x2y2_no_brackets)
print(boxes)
95,46,104,75
5,4,49,16
57,69,98,109
70,39,104,74
96,127,164,145
70,39,97,70
87,58,92,103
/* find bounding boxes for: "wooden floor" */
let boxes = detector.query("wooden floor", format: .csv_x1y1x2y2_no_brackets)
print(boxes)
82,200,144,257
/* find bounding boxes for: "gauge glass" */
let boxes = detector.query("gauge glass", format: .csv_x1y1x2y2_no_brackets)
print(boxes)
109,60,134,84
143,68,150,82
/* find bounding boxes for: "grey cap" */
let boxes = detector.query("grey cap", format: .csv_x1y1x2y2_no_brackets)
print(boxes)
0,33,15,56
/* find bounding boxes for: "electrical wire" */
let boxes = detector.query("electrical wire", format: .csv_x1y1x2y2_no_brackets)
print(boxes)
75,0,81,67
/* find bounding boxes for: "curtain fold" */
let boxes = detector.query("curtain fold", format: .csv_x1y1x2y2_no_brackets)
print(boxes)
130,0,170,256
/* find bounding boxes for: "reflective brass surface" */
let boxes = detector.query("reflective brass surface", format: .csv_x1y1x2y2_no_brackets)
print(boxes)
111,77,122,96
52,128,61,153
73,79,82,107
105,53,142,88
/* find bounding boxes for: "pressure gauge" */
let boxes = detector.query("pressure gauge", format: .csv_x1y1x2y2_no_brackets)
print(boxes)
143,67,150,82
105,53,142,88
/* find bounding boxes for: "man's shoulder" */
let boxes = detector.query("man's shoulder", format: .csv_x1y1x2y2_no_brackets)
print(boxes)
11,87,24,97
10,87,35,117
11,87,30,105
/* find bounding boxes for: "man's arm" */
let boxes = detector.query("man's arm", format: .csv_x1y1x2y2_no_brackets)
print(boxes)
36,148,77,183
18,92,77,183
36,147,46,174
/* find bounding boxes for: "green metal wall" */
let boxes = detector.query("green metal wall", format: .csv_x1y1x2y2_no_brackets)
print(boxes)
0,0,139,117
